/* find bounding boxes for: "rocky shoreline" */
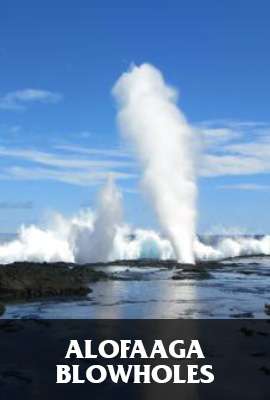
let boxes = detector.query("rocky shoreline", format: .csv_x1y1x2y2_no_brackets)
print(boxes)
0,259,222,303
0,257,269,319
0,261,108,302
0,257,265,303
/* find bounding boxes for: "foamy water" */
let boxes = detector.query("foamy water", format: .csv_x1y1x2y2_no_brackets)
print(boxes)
0,204,269,265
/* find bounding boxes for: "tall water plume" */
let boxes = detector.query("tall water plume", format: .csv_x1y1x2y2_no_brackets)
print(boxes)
113,64,197,263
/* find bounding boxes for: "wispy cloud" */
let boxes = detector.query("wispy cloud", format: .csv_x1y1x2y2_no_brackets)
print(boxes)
196,119,270,150
225,137,270,158
196,125,242,148
0,147,133,169
3,166,135,187
219,183,270,191
0,144,136,187
198,120,270,177
197,119,269,130
0,89,62,110
201,154,267,177
55,144,131,158
0,119,270,187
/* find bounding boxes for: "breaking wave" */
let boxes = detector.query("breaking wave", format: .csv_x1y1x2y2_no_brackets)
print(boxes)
0,208,269,265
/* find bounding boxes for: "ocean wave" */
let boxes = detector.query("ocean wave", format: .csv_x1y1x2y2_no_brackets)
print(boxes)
0,210,269,264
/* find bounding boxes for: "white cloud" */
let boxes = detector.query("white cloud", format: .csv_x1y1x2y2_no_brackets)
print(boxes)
201,154,268,177
224,138,270,158
55,144,131,158
198,120,270,177
0,89,62,110
198,127,242,147
0,119,270,186
2,166,135,187
0,147,133,169
197,119,269,129
219,183,270,191
0,144,136,187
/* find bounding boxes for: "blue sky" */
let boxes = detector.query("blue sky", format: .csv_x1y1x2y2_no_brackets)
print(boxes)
0,0,270,233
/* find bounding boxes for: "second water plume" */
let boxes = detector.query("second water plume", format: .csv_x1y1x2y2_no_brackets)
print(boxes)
75,175,123,263
113,64,197,264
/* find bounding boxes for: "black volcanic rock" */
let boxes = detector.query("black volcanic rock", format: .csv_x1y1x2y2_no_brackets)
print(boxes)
172,268,212,280
0,262,107,300
0,258,226,301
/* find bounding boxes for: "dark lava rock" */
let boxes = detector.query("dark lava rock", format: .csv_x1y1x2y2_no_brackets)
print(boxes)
231,312,254,319
0,258,226,301
80,258,225,271
0,262,107,300
195,261,222,269
172,268,212,280
107,258,224,270
109,258,181,269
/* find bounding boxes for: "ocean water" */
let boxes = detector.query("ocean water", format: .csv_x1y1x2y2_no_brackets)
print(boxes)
2,255,270,319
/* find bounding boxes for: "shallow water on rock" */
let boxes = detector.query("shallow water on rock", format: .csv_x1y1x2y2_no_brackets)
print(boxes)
2,256,270,319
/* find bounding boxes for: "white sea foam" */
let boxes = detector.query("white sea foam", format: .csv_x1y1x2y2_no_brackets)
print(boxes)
0,208,269,265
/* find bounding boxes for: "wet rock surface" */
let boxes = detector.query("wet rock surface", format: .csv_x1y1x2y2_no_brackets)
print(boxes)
0,262,107,300
1,257,270,319
0,257,260,302
0,259,223,301
230,312,254,318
